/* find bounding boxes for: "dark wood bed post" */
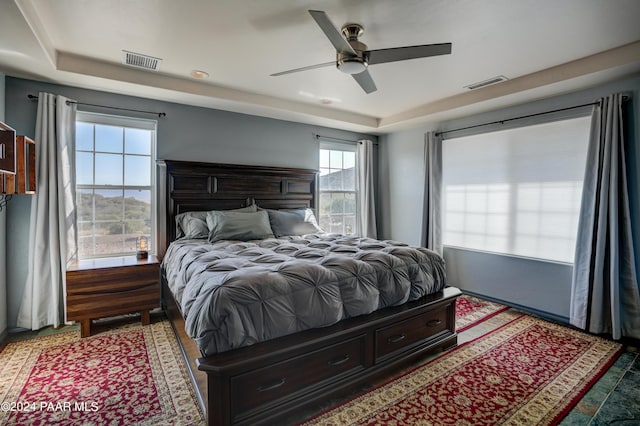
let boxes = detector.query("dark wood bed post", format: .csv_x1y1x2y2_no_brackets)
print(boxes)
157,160,460,426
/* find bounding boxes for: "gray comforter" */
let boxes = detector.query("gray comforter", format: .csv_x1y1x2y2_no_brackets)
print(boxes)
162,234,446,356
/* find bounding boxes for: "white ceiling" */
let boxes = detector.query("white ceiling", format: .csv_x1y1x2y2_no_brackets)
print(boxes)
2,0,640,134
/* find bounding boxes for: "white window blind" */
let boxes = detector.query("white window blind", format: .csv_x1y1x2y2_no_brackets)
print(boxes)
442,116,590,263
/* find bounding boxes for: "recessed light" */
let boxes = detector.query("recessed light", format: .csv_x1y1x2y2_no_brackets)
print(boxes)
190,70,210,79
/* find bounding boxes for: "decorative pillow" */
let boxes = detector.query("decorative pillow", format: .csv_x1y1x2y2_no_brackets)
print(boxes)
265,208,324,237
176,205,257,239
206,210,274,243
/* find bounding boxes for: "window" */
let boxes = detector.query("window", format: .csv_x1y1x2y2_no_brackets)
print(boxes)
442,116,590,263
75,112,156,259
319,144,357,234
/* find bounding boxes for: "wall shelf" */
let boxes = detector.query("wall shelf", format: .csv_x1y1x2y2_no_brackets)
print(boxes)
0,121,16,175
0,125,36,195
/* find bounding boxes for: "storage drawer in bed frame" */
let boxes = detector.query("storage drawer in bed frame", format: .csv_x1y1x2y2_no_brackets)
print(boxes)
229,333,367,419
374,303,449,362
165,284,461,426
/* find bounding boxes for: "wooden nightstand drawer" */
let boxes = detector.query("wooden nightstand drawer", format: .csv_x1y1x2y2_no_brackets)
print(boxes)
67,264,158,294
66,282,159,319
66,256,160,337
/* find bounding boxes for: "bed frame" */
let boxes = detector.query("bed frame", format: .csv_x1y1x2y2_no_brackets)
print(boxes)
158,160,461,425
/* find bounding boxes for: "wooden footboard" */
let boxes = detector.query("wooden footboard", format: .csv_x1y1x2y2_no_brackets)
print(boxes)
162,277,461,425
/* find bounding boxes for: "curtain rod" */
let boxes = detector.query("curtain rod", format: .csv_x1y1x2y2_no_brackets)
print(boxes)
435,102,596,137
315,134,358,143
315,134,378,145
27,94,167,118
435,94,630,137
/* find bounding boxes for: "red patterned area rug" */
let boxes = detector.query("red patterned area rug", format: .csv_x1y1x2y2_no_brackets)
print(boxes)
456,294,509,332
0,321,204,425
302,315,622,426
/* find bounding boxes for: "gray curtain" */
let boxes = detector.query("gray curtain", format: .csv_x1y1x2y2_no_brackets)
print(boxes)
421,131,443,254
16,93,78,330
357,139,377,238
570,93,640,340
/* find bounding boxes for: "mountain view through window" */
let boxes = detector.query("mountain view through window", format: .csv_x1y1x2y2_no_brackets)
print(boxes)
75,113,156,258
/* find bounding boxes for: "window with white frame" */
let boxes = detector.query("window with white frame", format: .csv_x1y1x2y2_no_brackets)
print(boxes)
442,116,591,263
75,112,156,259
319,144,358,234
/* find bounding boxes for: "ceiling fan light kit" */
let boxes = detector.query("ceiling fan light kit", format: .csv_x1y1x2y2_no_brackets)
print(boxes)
337,56,367,75
271,10,452,94
337,23,368,75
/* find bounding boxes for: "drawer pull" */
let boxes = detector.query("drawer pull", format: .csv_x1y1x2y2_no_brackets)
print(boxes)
256,378,286,393
387,334,406,344
427,319,442,327
327,355,350,366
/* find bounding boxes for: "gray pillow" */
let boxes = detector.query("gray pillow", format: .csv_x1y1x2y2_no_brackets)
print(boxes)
266,208,323,237
176,205,257,239
206,210,274,243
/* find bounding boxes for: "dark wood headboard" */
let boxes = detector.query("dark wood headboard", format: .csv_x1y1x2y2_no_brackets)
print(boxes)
157,160,318,256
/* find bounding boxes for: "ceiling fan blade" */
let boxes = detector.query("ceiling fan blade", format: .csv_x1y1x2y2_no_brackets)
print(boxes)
352,69,377,94
308,10,357,55
366,43,452,65
270,61,335,77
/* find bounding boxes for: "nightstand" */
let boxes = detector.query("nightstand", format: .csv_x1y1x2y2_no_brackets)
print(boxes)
66,255,160,337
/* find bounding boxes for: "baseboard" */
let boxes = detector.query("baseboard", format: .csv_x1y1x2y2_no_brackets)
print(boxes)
461,290,570,325
0,328,7,345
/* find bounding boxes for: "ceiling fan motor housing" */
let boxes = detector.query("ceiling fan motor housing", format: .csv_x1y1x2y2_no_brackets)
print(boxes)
337,24,368,74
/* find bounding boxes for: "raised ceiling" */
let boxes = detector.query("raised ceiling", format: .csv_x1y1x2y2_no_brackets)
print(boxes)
2,0,640,133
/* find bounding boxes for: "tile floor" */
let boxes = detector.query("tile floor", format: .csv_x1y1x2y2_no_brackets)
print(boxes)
2,309,639,425
561,343,640,425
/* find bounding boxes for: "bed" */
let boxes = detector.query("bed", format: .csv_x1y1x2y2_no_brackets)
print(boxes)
158,160,461,425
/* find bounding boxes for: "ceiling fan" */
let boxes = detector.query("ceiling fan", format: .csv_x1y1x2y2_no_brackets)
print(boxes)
270,10,452,94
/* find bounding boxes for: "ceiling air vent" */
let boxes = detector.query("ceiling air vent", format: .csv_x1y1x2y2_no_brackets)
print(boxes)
122,50,162,71
464,75,509,90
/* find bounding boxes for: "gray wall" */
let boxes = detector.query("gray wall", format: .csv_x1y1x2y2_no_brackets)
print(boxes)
0,72,6,338
378,125,435,245
382,74,640,321
444,248,573,321
4,76,377,329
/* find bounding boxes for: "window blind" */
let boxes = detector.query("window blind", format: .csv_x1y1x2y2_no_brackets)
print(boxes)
442,116,591,263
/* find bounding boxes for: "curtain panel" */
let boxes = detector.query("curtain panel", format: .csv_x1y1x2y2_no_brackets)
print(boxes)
570,93,640,340
16,93,78,330
421,131,443,254
357,139,377,238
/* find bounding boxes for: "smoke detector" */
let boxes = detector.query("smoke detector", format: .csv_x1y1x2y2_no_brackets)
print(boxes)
122,50,162,71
